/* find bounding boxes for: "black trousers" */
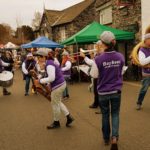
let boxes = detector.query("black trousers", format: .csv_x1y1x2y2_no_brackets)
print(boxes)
93,78,99,107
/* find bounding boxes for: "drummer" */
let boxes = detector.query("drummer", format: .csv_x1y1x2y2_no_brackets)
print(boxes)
1,51,14,95
0,53,11,95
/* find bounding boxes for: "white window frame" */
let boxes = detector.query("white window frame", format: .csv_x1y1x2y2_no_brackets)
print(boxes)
99,6,112,25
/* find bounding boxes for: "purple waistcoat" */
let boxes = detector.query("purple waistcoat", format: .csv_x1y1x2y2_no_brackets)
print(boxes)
95,51,125,95
139,47,150,74
25,59,36,71
46,60,65,90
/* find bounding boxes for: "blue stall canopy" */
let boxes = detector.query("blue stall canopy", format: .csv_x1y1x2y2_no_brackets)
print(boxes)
21,36,63,49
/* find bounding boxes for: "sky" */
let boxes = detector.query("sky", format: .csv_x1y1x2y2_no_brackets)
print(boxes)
0,0,83,29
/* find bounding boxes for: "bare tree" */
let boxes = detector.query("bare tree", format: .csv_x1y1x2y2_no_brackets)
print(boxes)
0,24,14,43
32,11,42,30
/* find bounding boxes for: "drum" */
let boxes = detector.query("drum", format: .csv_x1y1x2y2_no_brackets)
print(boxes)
0,71,13,87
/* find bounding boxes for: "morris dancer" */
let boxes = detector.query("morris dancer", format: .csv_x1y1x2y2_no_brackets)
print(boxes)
136,32,150,110
90,31,125,149
80,40,104,109
22,53,37,96
36,48,74,129
1,51,14,95
61,51,72,99
0,54,10,95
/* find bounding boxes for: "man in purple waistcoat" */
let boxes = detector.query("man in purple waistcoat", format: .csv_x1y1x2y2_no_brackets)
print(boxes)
90,31,125,149
61,51,72,99
36,48,74,129
136,33,150,110
22,53,37,96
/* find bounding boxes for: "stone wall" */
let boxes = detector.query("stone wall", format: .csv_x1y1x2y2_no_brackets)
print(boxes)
112,0,141,42
95,0,141,42
52,23,74,43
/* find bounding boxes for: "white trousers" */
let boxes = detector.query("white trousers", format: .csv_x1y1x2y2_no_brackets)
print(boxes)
51,82,69,121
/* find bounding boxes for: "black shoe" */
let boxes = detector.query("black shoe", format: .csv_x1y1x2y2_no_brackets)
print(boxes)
66,115,74,127
104,139,110,145
89,104,98,109
66,95,69,98
47,121,60,129
110,143,118,150
3,91,11,96
136,104,142,110
63,95,70,100
95,111,102,114
25,93,29,96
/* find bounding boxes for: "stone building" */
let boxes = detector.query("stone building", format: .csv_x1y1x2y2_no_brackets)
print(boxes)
38,0,96,43
95,0,141,41
95,0,141,65
141,0,150,37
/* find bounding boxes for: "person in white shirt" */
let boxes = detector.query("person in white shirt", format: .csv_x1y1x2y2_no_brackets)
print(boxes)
61,51,72,99
80,40,104,109
0,56,10,95
22,53,37,96
35,48,74,129
136,33,150,110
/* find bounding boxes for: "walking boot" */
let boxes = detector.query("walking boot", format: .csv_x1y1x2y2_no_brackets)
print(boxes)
47,121,60,129
66,114,74,127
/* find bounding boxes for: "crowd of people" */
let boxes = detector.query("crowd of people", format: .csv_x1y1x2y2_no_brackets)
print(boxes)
0,29,150,150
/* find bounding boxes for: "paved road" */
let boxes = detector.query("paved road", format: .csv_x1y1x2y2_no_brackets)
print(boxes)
0,70,150,150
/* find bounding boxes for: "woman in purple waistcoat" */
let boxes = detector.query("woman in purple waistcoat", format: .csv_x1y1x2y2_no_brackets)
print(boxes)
90,31,125,149
136,33,150,110
36,48,74,129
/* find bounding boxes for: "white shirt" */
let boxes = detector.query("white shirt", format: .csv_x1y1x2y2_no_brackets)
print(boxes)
61,61,71,71
84,57,94,66
90,61,99,78
1,60,9,67
54,58,60,66
40,65,55,84
22,62,28,75
139,51,150,66
90,60,127,78
22,62,38,75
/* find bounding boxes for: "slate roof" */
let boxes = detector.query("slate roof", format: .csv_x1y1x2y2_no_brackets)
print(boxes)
42,0,94,27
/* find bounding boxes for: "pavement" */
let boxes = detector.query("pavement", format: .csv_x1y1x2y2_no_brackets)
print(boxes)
0,70,150,150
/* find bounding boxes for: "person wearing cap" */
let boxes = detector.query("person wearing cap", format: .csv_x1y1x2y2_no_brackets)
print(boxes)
22,53,37,96
90,31,125,149
35,48,74,129
80,40,104,110
61,51,72,99
136,29,150,110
